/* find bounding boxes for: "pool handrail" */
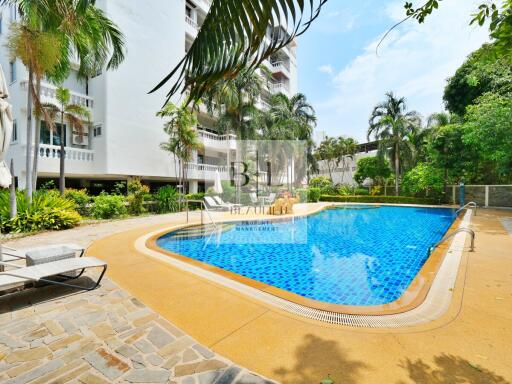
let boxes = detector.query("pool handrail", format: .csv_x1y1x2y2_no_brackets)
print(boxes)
427,228,475,256
455,201,477,216
184,199,218,230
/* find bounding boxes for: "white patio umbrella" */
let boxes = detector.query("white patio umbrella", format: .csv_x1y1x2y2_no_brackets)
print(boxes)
213,169,223,194
0,64,13,188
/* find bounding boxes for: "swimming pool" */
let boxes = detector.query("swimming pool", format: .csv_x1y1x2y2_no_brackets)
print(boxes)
155,206,456,307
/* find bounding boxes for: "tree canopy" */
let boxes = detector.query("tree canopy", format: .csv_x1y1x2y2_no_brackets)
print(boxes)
443,44,512,115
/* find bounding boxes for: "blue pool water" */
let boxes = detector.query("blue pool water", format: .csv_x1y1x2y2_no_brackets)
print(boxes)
156,206,456,306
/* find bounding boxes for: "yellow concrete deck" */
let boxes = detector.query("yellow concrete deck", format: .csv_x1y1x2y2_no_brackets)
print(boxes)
87,206,512,384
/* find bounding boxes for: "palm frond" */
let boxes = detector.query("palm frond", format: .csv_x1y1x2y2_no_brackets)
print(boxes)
150,0,328,104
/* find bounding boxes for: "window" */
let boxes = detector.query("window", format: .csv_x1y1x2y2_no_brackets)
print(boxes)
93,124,102,137
11,120,17,143
40,121,66,146
9,61,16,83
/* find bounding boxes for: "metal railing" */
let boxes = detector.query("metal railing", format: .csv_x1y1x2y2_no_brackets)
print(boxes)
455,201,477,216
427,228,475,256
184,199,217,230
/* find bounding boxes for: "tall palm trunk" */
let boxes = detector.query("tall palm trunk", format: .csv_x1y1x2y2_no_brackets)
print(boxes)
394,141,400,195
31,78,41,192
25,68,34,204
59,110,65,195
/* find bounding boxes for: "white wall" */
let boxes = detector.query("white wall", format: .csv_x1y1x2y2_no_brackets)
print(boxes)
93,0,185,178
317,151,377,186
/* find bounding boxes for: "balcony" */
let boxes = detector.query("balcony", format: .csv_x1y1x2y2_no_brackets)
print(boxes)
270,82,289,94
20,81,94,109
185,162,230,181
185,15,198,36
35,144,95,175
271,61,291,78
39,144,94,162
197,129,237,151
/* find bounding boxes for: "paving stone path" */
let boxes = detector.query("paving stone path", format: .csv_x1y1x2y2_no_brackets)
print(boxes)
0,275,276,384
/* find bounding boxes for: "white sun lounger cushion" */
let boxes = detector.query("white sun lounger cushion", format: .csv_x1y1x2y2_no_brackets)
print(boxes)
0,257,106,289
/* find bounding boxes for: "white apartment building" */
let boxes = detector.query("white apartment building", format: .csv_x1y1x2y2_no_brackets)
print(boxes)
316,142,378,185
0,0,298,194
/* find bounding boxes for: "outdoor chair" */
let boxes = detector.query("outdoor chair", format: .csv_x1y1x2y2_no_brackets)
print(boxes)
0,243,84,262
204,196,229,211
0,243,86,274
246,192,263,214
212,196,242,214
0,257,107,292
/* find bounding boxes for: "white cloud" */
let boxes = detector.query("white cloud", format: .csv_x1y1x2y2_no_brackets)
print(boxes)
318,64,334,75
314,0,489,142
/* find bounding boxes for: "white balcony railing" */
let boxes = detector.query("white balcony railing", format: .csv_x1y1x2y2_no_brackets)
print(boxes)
20,81,94,109
271,60,290,74
185,162,228,173
270,82,289,94
197,129,236,141
39,144,94,162
185,15,198,29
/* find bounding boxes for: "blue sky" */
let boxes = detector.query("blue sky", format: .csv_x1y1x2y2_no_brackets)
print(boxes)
296,0,489,142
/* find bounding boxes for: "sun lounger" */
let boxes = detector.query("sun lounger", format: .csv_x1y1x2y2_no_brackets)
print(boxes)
0,257,107,292
0,243,84,263
204,196,230,211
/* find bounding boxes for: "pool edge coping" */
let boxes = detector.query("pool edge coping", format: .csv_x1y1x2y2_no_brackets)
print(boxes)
135,203,472,327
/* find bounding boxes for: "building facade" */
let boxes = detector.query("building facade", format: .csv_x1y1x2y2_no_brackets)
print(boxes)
0,0,298,193
316,142,378,186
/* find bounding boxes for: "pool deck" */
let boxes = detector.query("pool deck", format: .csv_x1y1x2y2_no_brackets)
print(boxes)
4,204,512,383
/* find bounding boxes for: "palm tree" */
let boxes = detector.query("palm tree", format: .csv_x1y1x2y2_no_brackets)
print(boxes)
157,103,203,196
264,93,317,183
40,87,91,195
204,69,266,140
6,17,61,201
336,137,358,184
315,137,339,181
150,1,328,103
368,92,422,194
4,0,125,199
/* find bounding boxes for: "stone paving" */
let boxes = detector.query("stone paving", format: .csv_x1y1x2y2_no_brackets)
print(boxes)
0,274,276,384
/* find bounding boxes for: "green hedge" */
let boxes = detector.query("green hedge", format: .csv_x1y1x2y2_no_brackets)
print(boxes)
319,195,440,205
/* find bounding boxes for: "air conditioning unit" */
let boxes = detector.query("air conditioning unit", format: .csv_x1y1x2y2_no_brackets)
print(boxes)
72,129,89,146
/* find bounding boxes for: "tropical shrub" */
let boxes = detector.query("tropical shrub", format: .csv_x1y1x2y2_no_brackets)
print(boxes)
113,181,127,195
337,185,354,196
401,163,445,197
353,157,391,185
220,181,236,202
309,176,332,190
320,195,439,205
127,179,150,215
155,186,180,213
90,193,127,219
64,188,91,216
0,190,81,233
308,187,321,202
354,188,369,196
370,186,381,196
319,184,337,195
185,192,205,201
